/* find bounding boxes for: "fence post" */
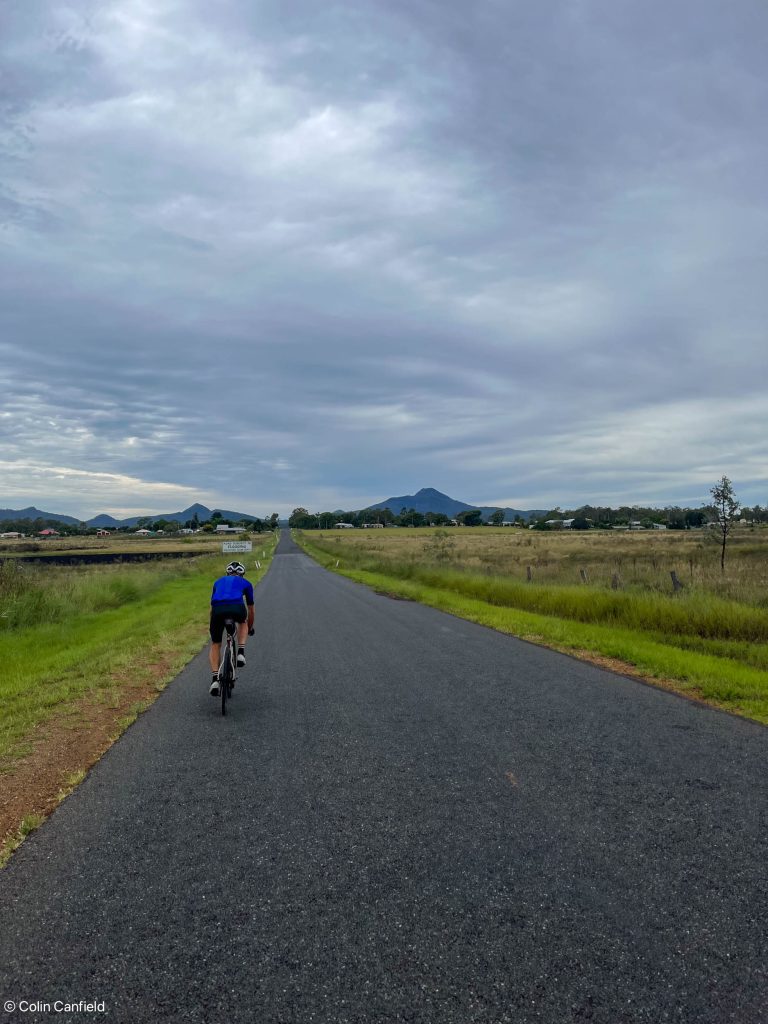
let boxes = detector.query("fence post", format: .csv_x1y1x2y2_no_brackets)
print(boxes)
611,572,621,590
670,570,684,593
526,565,532,582
579,568,588,584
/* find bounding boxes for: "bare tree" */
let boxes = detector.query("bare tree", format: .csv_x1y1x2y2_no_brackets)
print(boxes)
710,476,740,573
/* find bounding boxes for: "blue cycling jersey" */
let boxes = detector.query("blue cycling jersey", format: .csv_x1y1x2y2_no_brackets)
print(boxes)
210,575,254,606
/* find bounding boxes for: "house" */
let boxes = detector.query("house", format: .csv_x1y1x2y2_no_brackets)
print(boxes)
135,529,153,536
1,531,22,539
361,523,384,529
334,523,355,529
215,525,241,534
178,528,196,535
96,529,111,537
38,529,60,537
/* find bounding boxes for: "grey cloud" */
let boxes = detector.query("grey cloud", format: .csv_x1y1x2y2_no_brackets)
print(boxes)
0,0,766,515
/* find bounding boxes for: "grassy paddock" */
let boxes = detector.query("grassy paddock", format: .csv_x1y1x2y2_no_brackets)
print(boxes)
0,536,278,765
0,533,235,558
296,528,768,724
309,525,768,602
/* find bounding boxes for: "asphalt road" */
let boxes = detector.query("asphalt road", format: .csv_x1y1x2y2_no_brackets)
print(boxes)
1,531,767,1023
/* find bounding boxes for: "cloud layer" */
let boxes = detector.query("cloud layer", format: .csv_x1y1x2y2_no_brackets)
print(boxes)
2,0,766,516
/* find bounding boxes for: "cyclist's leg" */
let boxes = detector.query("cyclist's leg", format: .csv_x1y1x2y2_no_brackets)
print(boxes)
209,642,221,674
209,609,226,694
236,621,248,665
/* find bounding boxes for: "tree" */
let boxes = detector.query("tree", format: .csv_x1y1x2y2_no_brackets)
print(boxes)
685,508,706,528
489,509,504,527
457,509,482,527
289,507,315,529
710,475,740,572
424,511,450,527
268,513,280,529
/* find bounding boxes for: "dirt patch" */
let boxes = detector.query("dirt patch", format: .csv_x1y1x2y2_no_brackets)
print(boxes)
0,648,199,854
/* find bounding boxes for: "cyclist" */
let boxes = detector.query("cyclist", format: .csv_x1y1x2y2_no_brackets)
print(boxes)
209,561,255,696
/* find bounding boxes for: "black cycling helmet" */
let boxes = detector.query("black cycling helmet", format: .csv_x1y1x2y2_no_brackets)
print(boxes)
226,561,246,576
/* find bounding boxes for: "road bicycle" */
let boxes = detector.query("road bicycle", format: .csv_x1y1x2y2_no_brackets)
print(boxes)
217,618,237,716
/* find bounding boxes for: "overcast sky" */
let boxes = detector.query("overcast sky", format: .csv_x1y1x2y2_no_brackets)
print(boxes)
1,0,766,518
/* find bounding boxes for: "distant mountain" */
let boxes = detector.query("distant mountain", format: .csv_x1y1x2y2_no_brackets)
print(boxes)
87,514,125,528
88,504,262,528
0,503,262,528
0,506,80,526
365,487,546,522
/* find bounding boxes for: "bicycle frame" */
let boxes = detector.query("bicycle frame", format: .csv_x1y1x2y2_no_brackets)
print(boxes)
218,618,237,715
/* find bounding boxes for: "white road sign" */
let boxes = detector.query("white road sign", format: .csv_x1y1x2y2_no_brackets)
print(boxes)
222,541,253,553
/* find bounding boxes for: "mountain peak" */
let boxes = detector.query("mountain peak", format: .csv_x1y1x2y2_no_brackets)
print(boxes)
413,487,450,499
364,487,543,522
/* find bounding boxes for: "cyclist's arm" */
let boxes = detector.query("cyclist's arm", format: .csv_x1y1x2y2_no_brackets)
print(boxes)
245,582,255,630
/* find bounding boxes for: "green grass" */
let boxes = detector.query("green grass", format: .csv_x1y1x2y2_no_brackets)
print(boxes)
297,533,768,724
0,557,207,631
0,537,278,766
0,814,46,868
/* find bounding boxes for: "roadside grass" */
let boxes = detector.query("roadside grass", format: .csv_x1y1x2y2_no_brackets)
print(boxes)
0,557,202,632
297,533,768,725
0,814,46,868
0,537,278,767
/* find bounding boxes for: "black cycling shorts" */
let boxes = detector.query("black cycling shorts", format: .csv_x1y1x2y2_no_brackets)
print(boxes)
210,602,248,641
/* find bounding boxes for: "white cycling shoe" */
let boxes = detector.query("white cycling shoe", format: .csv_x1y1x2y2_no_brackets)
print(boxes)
209,677,220,696
237,652,246,667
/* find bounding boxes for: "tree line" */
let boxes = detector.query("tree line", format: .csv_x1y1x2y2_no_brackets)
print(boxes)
0,512,281,535
289,478,765,533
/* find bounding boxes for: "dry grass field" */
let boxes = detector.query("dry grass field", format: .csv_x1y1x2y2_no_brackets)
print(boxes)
313,525,768,605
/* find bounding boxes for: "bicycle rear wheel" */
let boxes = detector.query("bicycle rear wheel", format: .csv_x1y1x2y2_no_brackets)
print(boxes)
219,624,235,716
